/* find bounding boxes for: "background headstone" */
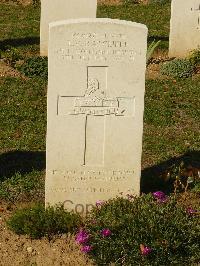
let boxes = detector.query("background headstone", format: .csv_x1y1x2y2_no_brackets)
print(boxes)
40,0,97,56
46,18,147,213
169,0,200,57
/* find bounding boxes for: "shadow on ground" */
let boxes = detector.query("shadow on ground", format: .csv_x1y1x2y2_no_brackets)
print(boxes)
141,150,200,194
0,37,40,51
0,150,45,181
0,150,199,194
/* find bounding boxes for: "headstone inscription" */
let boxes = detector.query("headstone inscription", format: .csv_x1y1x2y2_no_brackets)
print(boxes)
40,0,97,56
169,0,200,58
46,19,148,213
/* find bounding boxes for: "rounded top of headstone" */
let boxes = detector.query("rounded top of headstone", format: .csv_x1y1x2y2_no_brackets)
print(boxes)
49,18,148,32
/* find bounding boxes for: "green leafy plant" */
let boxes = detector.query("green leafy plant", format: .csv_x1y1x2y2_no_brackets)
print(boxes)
1,47,23,67
17,56,48,79
164,161,200,194
79,194,200,265
32,0,40,6
7,204,81,239
146,40,161,64
160,59,194,78
188,47,200,66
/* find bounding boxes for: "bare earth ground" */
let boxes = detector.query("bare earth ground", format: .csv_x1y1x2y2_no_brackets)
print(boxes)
0,202,94,266
0,61,21,78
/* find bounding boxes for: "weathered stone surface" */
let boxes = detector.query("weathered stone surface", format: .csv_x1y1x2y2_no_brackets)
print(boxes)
169,0,200,57
40,0,97,56
46,18,147,214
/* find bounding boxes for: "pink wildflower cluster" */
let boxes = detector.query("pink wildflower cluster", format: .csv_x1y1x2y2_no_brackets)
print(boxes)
126,194,135,200
152,191,168,203
75,229,92,253
140,244,152,256
186,207,198,215
96,200,105,207
101,228,112,237
76,227,112,254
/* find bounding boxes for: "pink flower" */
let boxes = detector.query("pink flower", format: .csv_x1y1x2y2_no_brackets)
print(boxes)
140,244,152,256
153,191,168,203
153,191,166,200
96,200,105,207
187,208,197,215
101,228,111,237
81,245,93,253
126,194,134,200
75,229,89,244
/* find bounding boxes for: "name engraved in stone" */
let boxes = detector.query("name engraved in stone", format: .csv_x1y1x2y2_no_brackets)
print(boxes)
59,96,135,117
55,32,141,62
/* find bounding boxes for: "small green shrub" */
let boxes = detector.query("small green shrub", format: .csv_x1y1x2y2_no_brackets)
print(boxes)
0,171,44,204
188,47,200,66
17,56,48,79
79,194,200,265
165,161,200,194
1,47,23,67
160,59,194,78
7,204,81,239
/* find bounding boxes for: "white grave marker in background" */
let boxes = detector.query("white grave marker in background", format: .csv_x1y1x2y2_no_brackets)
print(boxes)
40,0,97,56
46,19,147,213
169,0,200,58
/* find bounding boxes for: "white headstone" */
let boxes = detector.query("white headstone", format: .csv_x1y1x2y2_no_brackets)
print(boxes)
40,0,97,56
46,18,147,214
169,0,200,57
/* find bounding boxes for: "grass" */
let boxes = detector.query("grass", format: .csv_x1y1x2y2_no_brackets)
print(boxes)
0,77,47,151
0,2,170,50
98,3,170,48
143,79,200,166
0,2,199,203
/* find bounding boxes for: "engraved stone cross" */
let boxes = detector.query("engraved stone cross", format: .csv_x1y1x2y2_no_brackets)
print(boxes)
57,66,135,166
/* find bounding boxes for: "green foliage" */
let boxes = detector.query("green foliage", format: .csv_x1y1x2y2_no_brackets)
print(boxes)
188,47,200,66
7,204,81,239
146,40,161,64
160,59,194,78
18,56,48,79
84,195,200,265
0,171,44,204
32,0,40,6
